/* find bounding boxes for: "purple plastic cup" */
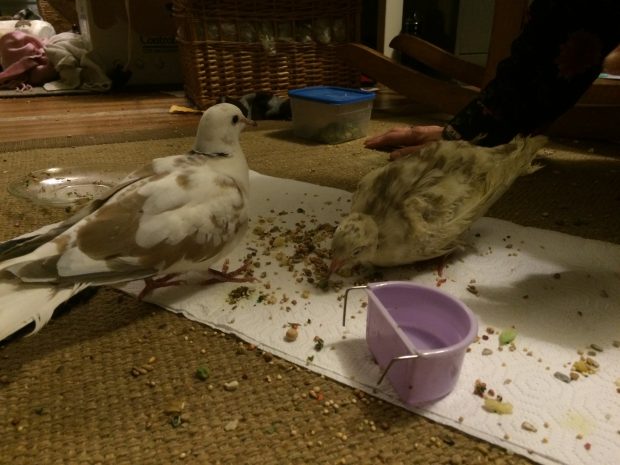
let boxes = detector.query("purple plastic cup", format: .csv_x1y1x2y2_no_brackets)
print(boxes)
346,281,478,406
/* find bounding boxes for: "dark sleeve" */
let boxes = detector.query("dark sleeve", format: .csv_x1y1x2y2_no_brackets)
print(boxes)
443,0,620,147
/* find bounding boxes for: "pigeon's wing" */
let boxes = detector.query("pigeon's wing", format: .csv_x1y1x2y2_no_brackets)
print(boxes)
0,164,155,261
410,137,545,236
2,158,248,285
351,141,480,260
351,151,443,218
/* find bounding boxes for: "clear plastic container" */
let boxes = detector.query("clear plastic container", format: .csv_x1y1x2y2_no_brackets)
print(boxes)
288,86,375,144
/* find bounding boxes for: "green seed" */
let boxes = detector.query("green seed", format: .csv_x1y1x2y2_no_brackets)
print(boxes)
499,328,518,345
195,366,209,381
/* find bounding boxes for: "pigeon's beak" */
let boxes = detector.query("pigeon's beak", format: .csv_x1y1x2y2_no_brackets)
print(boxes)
242,116,257,127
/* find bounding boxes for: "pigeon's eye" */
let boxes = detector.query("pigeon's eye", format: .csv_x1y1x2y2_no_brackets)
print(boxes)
232,115,239,124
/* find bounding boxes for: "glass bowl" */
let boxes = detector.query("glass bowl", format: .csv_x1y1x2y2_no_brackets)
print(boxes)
7,165,128,208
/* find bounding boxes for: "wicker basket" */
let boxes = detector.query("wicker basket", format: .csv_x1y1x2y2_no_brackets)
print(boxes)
37,0,77,33
173,0,362,109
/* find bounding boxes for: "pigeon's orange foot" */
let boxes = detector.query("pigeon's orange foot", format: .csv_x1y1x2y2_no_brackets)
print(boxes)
203,258,255,285
138,274,184,300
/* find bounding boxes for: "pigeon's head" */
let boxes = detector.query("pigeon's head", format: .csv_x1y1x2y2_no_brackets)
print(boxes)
194,102,257,153
329,213,378,274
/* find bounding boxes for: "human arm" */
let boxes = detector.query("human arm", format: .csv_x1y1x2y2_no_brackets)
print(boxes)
365,0,620,156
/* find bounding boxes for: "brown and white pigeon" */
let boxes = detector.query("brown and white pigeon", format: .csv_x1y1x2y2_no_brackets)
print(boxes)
330,136,547,273
0,103,255,341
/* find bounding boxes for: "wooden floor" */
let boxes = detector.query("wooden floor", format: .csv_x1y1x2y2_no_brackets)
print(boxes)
0,89,202,147
0,86,425,149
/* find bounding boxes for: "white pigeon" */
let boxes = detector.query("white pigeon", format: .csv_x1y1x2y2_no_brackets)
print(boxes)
0,102,255,342
330,136,547,273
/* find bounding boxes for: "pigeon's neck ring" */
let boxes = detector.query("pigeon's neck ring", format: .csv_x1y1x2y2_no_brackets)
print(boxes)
190,149,231,158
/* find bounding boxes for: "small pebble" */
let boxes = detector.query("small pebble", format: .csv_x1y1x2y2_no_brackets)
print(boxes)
553,372,571,383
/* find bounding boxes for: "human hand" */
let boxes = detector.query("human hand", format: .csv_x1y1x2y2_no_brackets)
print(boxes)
364,125,444,160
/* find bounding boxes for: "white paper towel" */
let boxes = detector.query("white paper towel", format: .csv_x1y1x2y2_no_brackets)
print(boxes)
120,171,620,465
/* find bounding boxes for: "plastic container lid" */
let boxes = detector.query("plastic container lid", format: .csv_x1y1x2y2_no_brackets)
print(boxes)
288,86,375,105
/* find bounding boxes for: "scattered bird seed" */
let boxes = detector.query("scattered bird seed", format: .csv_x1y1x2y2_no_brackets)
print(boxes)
473,379,487,397
285,324,299,342
164,402,185,415
195,367,209,381
466,284,479,296
499,328,518,345
483,397,513,415
440,434,455,446
521,421,537,432
223,380,239,391
482,348,493,356
224,419,239,431
590,343,603,352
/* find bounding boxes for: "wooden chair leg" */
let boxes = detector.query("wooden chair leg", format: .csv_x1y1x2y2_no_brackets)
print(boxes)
389,34,485,87
336,43,478,115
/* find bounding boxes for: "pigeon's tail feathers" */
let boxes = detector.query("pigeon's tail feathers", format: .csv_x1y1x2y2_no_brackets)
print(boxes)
0,222,61,261
483,135,548,200
505,135,548,175
516,135,548,175
0,280,88,342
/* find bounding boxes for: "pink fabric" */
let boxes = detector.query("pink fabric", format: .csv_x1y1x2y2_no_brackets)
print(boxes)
0,30,58,88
